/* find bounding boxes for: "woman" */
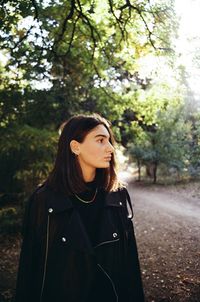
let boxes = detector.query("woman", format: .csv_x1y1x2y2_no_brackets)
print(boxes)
15,113,145,302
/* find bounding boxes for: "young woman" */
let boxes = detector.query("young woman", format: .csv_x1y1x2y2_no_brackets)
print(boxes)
15,113,145,302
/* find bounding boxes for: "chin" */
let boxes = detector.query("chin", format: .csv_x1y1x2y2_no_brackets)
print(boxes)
101,163,110,168
95,163,110,168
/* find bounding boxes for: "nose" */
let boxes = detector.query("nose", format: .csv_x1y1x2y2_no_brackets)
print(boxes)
106,141,114,153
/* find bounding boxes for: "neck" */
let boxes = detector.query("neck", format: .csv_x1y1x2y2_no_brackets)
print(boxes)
83,174,95,183
82,169,96,183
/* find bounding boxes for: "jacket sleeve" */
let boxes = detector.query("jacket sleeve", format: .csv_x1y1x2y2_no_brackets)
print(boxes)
14,192,39,302
124,188,145,302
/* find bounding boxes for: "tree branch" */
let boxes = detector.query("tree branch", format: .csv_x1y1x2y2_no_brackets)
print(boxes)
53,0,75,51
93,63,118,103
10,0,39,50
118,0,173,50
108,0,126,41
75,0,101,58
66,15,79,55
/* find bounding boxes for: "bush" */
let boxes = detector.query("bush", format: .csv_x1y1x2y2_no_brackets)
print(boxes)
0,207,22,234
0,124,57,195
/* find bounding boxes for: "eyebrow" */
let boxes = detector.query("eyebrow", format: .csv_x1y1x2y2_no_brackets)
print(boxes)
94,134,110,139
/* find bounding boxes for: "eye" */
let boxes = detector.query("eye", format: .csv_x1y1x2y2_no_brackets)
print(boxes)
97,138,104,143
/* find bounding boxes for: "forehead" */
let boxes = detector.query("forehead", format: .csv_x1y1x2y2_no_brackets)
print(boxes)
87,124,110,138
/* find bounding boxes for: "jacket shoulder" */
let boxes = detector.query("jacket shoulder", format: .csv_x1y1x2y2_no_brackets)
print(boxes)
117,186,134,219
22,184,50,233
30,183,52,205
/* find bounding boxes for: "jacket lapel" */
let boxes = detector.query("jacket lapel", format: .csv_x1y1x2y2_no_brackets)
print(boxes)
95,189,126,248
45,186,126,254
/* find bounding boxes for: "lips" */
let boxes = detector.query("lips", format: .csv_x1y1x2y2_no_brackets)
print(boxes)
104,157,112,160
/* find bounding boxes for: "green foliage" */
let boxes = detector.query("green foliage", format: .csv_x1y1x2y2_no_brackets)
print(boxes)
0,125,57,194
0,207,22,234
0,0,177,98
151,106,189,169
0,0,178,133
126,104,191,182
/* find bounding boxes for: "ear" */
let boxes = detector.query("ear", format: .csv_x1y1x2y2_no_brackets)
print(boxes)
70,140,80,155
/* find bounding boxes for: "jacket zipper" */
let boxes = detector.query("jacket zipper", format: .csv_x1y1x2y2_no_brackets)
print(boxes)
94,238,120,301
94,238,119,248
97,263,119,302
40,213,50,302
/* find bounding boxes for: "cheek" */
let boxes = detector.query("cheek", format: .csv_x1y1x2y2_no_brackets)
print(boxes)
83,144,102,158
88,147,101,158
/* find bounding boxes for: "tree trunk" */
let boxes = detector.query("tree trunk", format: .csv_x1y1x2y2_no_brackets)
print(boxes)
153,162,157,183
137,159,141,181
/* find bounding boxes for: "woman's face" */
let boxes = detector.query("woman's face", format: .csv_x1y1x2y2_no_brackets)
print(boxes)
71,124,115,172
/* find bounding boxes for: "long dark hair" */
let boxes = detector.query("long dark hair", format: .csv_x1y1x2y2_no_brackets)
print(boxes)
46,113,123,195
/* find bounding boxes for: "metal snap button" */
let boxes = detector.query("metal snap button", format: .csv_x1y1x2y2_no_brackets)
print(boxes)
113,232,118,238
48,208,53,213
62,237,67,242
119,202,123,206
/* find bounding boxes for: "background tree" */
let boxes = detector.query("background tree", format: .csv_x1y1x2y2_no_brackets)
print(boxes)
126,104,191,183
186,112,200,178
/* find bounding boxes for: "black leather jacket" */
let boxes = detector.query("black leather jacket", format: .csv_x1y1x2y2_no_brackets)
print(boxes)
15,184,145,302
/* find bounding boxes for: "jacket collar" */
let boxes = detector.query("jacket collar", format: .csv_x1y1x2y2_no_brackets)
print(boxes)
42,185,126,214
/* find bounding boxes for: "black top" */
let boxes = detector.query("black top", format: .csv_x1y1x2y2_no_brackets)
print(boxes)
71,180,105,246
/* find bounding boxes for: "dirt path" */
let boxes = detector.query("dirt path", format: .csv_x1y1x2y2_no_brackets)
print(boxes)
129,182,200,302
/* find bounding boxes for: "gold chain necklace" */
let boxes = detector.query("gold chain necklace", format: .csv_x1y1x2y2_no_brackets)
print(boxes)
74,188,98,203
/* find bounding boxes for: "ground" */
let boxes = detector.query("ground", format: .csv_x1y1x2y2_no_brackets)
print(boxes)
129,180,200,302
0,180,200,302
